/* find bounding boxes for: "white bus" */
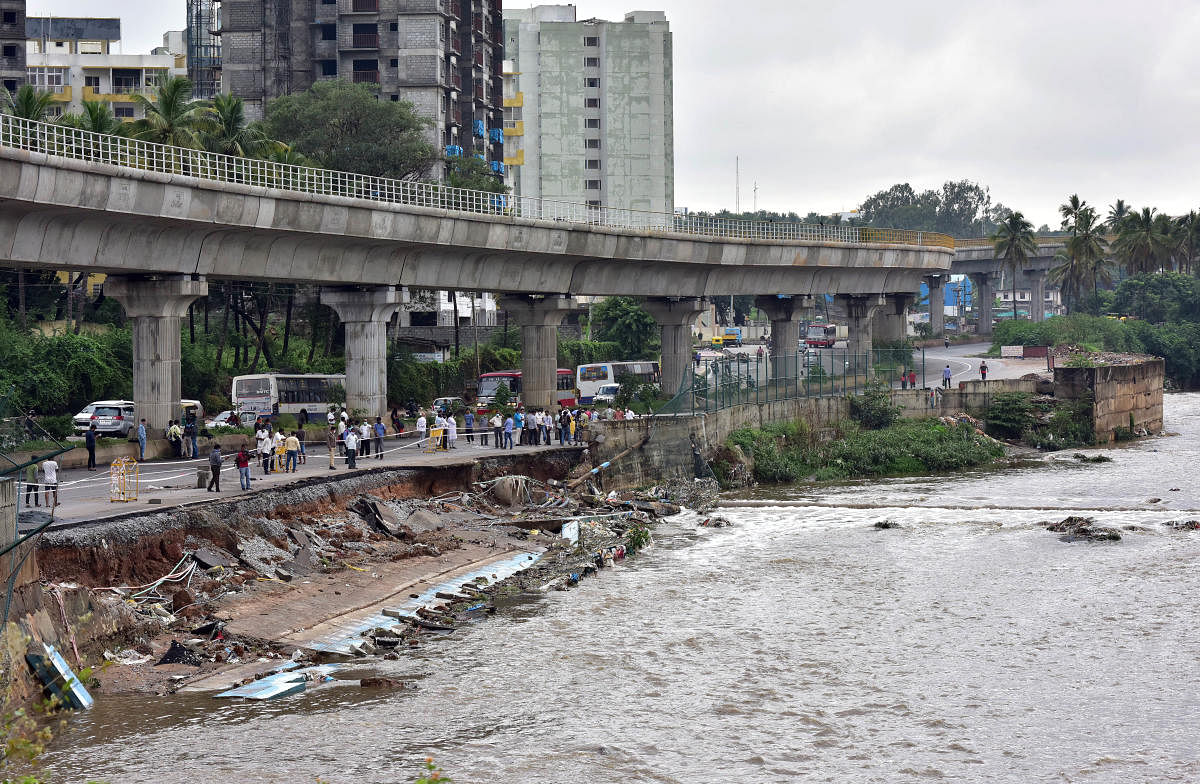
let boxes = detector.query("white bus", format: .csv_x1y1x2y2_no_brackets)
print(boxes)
231,373,346,419
575,361,660,404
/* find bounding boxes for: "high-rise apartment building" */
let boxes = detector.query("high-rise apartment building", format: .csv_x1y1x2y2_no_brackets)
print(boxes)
501,6,673,215
0,0,25,93
219,0,503,171
185,0,221,98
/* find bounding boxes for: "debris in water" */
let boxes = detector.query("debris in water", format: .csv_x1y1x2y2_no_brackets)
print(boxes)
1043,516,1122,542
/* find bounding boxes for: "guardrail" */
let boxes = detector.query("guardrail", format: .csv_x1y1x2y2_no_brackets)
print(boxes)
954,236,1070,249
0,114,955,248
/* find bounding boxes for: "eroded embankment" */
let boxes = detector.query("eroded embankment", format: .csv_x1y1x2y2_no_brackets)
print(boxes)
37,449,584,588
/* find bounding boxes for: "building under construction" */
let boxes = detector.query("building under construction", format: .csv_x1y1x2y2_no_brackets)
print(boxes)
185,0,221,99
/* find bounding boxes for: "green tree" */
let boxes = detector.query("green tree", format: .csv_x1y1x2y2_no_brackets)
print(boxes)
445,155,507,193
1174,211,1200,276
0,84,56,121
591,297,659,360
260,80,436,179
1106,199,1132,232
130,75,212,148
1113,207,1172,276
991,211,1037,320
58,99,126,135
203,93,274,157
1069,207,1110,298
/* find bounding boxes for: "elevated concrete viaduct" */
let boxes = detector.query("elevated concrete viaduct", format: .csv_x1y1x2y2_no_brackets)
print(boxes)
0,117,954,423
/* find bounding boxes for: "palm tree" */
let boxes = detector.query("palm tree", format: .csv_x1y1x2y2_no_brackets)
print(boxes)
202,93,272,157
991,211,1037,320
1113,207,1171,276
58,99,126,135
130,75,211,148
1106,199,1132,233
0,83,56,121
1059,194,1087,233
1174,211,1200,276
1049,248,1084,313
1068,207,1109,297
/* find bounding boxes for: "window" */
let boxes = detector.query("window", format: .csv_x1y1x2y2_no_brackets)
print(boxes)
84,75,100,88
114,105,134,118
585,180,602,190
587,200,601,207
78,40,102,54
321,0,336,4
390,94,399,101
1,45,15,57
1,80,16,93
2,11,16,24
54,41,64,48
390,58,398,67
390,22,399,32
584,118,600,128
584,56,599,67
585,97,599,108
320,24,336,40
584,36,598,46
585,159,600,169
320,60,338,76
585,138,601,149
585,77,599,88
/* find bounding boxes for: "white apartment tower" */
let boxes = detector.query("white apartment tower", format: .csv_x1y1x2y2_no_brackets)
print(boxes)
502,6,673,215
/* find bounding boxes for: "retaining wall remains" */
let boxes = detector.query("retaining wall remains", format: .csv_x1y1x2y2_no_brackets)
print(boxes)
1054,359,1165,441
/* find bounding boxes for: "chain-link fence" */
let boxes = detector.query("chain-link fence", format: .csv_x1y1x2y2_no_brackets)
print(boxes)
656,347,925,415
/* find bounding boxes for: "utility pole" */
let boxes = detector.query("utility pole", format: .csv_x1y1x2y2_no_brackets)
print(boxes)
753,181,758,213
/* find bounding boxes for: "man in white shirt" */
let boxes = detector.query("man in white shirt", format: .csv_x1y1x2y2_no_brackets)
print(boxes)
326,409,336,426
416,412,427,443
41,458,59,508
433,413,447,449
343,427,359,469
257,427,273,474
272,429,285,472
359,421,372,457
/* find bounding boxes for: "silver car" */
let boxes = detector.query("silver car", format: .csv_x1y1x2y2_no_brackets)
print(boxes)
80,400,137,437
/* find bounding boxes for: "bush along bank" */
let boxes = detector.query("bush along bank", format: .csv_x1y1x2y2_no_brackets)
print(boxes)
984,391,1102,449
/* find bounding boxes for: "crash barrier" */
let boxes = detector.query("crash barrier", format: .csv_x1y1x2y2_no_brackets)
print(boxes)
109,457,139,502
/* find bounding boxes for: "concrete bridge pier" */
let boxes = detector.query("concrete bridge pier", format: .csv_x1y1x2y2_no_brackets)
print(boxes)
874,293,914,344
969,273,999,336
320,287,402,420
755,295,812,380
643,297,704,398
1027,269,1047,322
924,275,945,336
105,275,209,431
498,295,578,410
837,294,884,357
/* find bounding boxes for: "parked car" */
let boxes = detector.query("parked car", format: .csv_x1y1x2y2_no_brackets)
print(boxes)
205,410,252,429
432,396,465,413
592,383,621,405
72,403,99,433
78,400,137,437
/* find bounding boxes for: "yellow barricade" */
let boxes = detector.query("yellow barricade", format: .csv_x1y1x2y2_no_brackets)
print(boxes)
109,457,139,502
424,428,447,453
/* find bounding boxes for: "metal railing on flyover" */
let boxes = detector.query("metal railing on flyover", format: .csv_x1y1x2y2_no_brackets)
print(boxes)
655,347,924,416
0,114,955,248
954,235,1070,249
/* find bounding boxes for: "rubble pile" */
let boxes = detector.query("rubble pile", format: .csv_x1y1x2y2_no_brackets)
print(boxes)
1041,515,1123,542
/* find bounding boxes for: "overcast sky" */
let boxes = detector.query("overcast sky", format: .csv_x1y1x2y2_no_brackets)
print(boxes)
33,0,1200,226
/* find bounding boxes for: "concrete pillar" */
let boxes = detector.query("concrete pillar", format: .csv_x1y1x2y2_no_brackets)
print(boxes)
105,275,208,431
498,295,577,410
837,294,884,357
321,287,402,420
874,293,914,344
925,275,945,336
970,273,997,336
1027,270,1046,322
755,295,812,380
643,297,704,397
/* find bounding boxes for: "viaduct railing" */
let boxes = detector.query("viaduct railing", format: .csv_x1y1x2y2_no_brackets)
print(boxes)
0,114,955,249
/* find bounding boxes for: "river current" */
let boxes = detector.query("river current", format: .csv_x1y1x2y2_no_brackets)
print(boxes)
43,395,1200,783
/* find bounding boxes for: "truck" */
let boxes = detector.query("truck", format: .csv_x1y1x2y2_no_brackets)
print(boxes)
722,327,743,347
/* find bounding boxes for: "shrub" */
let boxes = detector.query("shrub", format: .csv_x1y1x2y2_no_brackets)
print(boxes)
848,380,900,429
985,392,1034,439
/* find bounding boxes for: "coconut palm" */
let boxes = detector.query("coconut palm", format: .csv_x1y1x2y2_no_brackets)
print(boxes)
58,100,126,135
1049,248,1084,313
0,83,56,121
130,75,212,148
1174,211,1200,276
991,211,1038,320
1112,207,1172,276
202,93,272,157
1068,207,1109,296
1059,194,1087,233
1106,199,1132,233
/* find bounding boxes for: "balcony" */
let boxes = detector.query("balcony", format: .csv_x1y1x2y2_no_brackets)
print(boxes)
351,32,379,48
449,33,461,53
448,107,463,126
349,0,379,12
448,0,461,18
448,70,463,89
352,70,380,83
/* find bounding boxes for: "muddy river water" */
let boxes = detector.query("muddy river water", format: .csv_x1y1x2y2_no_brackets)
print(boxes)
44,395,1200,783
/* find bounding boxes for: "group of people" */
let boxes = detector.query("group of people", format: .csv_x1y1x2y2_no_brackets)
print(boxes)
22,456,59,508
412,405,613,451
325,408,389,469
164,414,201,459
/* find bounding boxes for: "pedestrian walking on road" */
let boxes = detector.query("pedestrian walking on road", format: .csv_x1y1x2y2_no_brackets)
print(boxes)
944,337,950,349
235,448,251,490
207,446,223,492
942,364,952,389
85,424,97,471
137,419,147,461
326,426,337,470
23,461,39,507
980,361,989,381
344,428,359,469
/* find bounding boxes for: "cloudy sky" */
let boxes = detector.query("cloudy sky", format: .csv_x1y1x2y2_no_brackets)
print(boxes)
33,0,1200,226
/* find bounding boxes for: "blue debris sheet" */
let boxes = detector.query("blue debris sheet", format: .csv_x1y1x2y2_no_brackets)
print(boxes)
215,663,340,700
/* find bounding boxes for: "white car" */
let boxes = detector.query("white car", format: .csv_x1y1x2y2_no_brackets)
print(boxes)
592,383,621,405
206,410,252,429
75,400,137,437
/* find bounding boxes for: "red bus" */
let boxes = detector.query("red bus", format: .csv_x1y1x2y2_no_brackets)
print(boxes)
477,369,577,408
805,323,839,348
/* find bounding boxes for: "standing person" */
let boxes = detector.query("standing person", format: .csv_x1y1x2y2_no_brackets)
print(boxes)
41,457,59,508
434,412,448,450
136,419,147,461
373,417,386,458
284,431,301,472
908,368,917,389
942,364,953,389
503,413,514,449
23,461,39,508
326,408,336,427
337,419,348,456
558,408,569,445
343,426,359,469
477,409,488,446
272,428,285,472
416,411,427,444
944,336,950,349
491,412,503,448
207,445,223,492
84,424,98,471
168,420,183,457
513,408,525,446
235,447,252,490
298,408,309,428
186,416,199,459
980,361,989,381
181,417,192,458
298,427,307,464
447,414,458,449
258,426,273,475
359,420,372,458
900,369,908,390
391,407,403,436
464,409,475,444
325,425,338,470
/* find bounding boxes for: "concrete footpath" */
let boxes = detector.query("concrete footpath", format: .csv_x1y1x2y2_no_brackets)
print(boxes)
20,433,584,528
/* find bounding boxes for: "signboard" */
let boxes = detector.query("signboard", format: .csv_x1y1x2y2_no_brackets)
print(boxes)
1000,345,1024,358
